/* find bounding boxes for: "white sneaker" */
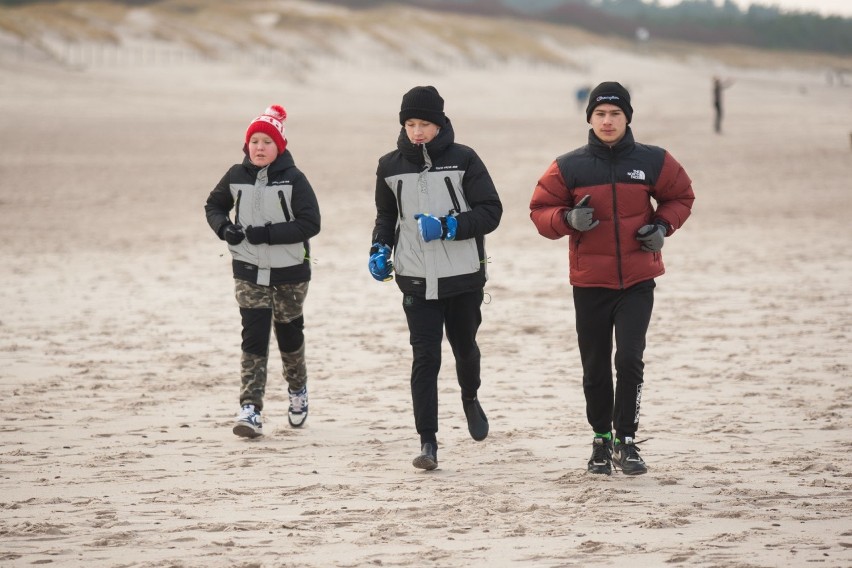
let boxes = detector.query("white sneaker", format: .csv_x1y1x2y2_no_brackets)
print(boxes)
233,404,263,438
288,386,308,428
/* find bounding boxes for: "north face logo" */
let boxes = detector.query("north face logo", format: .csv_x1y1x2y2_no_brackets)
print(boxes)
627,169,646,180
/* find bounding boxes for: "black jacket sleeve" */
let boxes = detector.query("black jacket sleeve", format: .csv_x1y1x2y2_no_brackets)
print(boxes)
205,169,236,239
267,170,321,245
455,150,502,241
371,161,398,250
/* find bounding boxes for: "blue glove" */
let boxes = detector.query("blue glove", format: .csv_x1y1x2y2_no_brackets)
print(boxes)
414,214,443,242
368,243,393,281
444,215,458,240
414,214,457,242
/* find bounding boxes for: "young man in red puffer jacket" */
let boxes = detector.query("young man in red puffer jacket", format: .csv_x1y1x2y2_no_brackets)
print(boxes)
530,82,694,476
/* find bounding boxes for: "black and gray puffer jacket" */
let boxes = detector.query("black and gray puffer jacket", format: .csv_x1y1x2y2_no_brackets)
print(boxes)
205,150,321,286
372,119,502,300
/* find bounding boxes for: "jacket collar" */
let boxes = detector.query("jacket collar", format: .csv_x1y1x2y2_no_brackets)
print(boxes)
588,126,635,158
242,149,296,175
397,118,455,167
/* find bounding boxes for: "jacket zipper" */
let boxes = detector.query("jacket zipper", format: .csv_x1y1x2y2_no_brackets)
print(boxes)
277,190,292,222
444,177,461,214
235,189,243,226
395,180,404,220
610,158,624,289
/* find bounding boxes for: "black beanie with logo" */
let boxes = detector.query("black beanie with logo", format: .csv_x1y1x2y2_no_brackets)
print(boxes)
586,81,633,124
399,85,447,127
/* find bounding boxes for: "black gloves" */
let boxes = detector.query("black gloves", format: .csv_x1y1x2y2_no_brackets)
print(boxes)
245,224,272,245
636,222,667,252
565,195,599,232
219,222,277,246
220,222,245,245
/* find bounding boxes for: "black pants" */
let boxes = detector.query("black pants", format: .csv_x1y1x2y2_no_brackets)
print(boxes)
714,102,723,133
573,280,655,441
402,289,483,445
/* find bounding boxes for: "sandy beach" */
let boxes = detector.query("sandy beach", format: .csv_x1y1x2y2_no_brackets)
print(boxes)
1,1,851,566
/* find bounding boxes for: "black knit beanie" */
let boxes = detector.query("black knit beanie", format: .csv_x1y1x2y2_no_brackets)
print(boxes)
586,81,633,124
399,86,446,127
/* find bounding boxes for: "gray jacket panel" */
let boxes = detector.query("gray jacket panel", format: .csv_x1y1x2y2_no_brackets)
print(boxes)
385,159,480,300
230,166,304,285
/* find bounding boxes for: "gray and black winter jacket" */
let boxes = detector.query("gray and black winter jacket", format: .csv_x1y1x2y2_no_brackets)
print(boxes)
372,120,502,300
206,150,320,286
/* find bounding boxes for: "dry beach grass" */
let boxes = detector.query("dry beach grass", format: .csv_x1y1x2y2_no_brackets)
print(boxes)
1,1,851,566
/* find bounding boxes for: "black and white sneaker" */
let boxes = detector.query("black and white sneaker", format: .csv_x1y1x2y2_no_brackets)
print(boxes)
412,442,438,471
612,437,647,475
233,404,263,438
288,386,308,428
587,435,613,475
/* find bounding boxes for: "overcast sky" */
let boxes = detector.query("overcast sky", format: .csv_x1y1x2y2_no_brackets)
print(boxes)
655,0,852,18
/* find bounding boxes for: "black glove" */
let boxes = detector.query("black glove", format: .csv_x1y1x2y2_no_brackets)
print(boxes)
245,224,271,245
220,223,245,245
636,222,666,252
564,195,599,232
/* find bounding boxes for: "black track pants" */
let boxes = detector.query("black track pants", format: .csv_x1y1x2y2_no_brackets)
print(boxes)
402,289,483,444
573,280,655,440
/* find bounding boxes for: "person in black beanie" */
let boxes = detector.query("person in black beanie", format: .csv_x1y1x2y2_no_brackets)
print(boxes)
585,81,633,124
530,81,695,476
399,85,447,128
369,85,503,471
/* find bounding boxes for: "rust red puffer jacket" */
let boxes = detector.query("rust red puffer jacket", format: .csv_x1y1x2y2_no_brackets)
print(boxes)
530,128,694,289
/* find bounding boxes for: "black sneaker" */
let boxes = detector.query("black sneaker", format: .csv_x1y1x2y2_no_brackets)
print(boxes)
587,435,613,475
612,437,647,475
462,397,489,441
412,442,438,471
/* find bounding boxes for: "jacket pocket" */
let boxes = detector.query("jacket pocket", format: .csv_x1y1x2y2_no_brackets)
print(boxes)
444,177,462,214
277,190,292,222
234,189,243,226
572,235,582,271
395,180,404,220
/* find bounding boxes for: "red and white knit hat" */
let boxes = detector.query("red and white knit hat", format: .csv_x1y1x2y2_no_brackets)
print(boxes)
244,105,287,155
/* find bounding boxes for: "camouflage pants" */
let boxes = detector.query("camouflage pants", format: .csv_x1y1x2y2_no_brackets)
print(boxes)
235,279,309,411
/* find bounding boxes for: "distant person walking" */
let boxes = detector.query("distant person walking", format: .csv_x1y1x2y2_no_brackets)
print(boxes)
713,76,734,134
529,82,695,476
575,85,591,111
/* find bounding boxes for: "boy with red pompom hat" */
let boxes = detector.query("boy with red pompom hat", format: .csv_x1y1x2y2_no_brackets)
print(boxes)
205,104,321,437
